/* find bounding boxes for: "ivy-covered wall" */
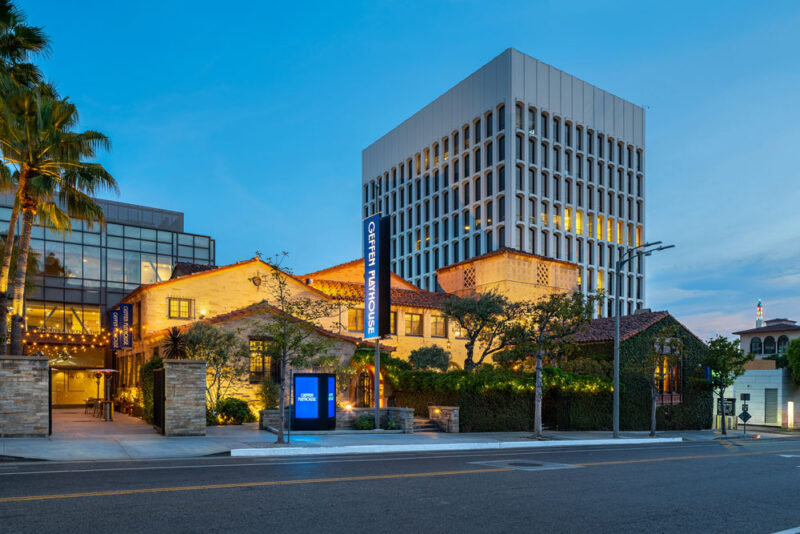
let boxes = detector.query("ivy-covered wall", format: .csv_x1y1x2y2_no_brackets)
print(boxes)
570,315,712,431
393,315,712,432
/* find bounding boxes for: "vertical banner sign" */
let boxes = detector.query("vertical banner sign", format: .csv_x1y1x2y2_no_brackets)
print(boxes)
119,303,133,348
362,214,391,338
109,309,120,351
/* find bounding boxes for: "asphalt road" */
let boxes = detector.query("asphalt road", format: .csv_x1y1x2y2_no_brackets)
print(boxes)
1,438,800,533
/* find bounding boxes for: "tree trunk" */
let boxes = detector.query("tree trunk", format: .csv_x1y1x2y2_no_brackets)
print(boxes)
9,208,33,355
650,385,657,437
533,350,544,438
277,356,287,444
463,343,475,371
719,389,727,436
0,201,20,290
0,200,19,349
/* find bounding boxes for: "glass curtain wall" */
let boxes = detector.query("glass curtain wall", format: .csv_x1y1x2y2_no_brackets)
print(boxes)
0,206,215,334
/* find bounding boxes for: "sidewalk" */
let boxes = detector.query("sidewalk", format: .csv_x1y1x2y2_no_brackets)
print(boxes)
0,409,793,462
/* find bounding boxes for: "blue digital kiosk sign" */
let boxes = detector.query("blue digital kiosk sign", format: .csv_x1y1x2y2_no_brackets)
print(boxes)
291,373,336,430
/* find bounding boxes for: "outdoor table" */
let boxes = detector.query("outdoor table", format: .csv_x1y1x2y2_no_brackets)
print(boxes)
90,369,119,422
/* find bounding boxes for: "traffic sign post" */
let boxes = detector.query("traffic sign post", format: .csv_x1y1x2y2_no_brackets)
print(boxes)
739,393,751,437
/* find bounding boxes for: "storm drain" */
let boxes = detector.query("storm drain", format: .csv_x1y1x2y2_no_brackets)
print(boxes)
469,459,580,472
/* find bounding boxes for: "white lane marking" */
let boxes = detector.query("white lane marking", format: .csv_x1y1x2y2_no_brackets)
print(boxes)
231,438,684,457
771,527,800,534
779,454,800,458
0,441,768,477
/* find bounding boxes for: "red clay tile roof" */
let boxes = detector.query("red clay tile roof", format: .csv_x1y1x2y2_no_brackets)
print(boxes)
116,257,334,307
145,300,386,349
171,262,217,279
732,324,800,335
308,279,450,310
302,258,420,290
573,311,671,344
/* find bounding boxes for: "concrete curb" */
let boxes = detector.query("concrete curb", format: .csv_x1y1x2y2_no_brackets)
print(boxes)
230,437,683,457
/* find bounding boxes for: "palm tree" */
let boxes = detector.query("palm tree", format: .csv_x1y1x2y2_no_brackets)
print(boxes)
0,0,50,344
0,87,117,354
0,1,49,87
162,327,187,359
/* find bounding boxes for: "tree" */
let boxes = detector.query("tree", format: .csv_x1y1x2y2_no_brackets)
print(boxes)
440,291,517,371
630,325,684,437
162,326,187,359
0,0,51,344
409,345,450,371
0,1,50,87
784,338,800,386
505,291,596,438
255,252,340,443
183,322,249,411
699,335,753,436
0,88,117,354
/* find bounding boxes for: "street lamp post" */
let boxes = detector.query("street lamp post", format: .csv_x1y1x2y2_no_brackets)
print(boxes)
612,241,675,438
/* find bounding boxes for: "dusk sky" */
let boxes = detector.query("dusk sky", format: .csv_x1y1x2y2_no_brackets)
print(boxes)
25,0,800,340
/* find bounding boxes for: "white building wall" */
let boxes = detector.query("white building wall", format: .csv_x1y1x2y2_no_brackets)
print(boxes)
363,48,645,316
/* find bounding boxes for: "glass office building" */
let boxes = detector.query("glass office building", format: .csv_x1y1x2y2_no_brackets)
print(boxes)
0,194,216,338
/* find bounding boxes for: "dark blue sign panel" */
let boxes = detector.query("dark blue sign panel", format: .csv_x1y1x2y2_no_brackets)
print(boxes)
328,376,335,418
109,310,120,350
363,214,391,339
291,373,336,431
363,214,380,339
295,376,319,419
119,303,133,348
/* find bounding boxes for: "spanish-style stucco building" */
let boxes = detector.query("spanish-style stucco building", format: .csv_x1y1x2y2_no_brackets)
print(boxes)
727,312,800,428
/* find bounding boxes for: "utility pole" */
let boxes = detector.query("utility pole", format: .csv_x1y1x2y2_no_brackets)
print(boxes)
613,241,675,438
374,338,380,429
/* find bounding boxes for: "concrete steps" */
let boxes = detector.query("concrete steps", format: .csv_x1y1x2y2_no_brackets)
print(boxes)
413,418,441,432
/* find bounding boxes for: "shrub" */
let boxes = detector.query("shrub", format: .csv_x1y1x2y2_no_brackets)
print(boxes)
787,339,800,385
380,416,400,430
354,414,375,430
139,355,163,424
258,380,280,410
215,398,256,425
409,345,451,371
206,406,218,426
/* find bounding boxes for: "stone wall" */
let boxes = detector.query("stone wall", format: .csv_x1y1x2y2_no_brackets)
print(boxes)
428,405,460,433
259,407,415,432
259,409,281,430
337,407,415,433
164,359,206,436
0,355,49,437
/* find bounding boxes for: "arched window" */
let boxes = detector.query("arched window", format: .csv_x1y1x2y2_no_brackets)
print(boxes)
750,337,762,354
778,335,790,354
764,336,776,354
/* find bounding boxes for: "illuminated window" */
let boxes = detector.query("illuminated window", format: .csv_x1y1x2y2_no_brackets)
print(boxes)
452,322,468,339
348,308,364,332
597,215,604,240
431,315,447,338
576,210,583,235
617,220,624,244
405,313,423,336
249,339,280,384
597,269,604,292
565,207,572,232
607,217,614,243
636,226,643,247
390,312,397,335
168,298,192,319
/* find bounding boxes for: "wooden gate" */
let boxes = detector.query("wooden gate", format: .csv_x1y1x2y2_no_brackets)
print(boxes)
152,368,165,434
